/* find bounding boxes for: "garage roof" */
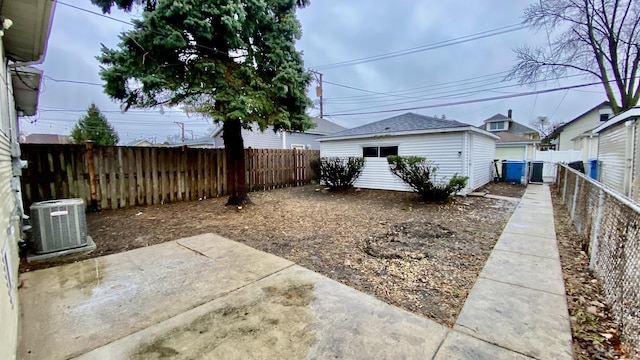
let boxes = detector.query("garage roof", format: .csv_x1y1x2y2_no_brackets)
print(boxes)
320,112,498,141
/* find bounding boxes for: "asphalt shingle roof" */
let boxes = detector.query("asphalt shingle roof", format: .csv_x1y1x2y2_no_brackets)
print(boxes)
322,112,468,140
307,117,347,135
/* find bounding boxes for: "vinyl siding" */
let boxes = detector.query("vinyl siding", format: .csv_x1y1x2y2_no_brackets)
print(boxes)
495,146,526,161
469,133,496,190
632,120,639,202
286,132,323,150
598,124,627,194
320,132,472,193
0,40,19,359
557,110,602,151
213,126,329,149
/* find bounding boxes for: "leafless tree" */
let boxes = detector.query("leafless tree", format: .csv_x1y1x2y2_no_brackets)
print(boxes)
508,0,640,114
531,116,562,140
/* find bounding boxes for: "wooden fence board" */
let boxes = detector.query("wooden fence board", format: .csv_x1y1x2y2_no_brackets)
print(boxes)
20,145,319,210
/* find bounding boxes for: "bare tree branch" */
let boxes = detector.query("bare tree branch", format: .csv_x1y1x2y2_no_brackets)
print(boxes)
510,0,640,113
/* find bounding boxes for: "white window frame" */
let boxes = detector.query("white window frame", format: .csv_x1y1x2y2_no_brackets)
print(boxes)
489,121,506,131
290,144,305,150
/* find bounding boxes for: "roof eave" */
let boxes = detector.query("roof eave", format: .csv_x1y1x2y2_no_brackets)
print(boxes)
11,67,42,116
593,107,640,133
3,0,56,65
318,126,498,142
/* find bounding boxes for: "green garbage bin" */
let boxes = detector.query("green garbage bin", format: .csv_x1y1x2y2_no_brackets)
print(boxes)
529,161,543,183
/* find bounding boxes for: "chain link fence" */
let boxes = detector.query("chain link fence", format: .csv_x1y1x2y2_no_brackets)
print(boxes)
556,164,640,356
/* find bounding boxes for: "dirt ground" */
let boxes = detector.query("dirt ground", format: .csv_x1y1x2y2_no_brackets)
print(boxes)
21,182,522,327
551,190,629,359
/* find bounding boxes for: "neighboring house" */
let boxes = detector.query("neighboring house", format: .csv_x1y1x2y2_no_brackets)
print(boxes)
125,139,154,147
480,110,540,162
593,106,640,201
318,112,499,195
22,133,70,144
187,117,345,149
553,101,613,162
0,1,55,358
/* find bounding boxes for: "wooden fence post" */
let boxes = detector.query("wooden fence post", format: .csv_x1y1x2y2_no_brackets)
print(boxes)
86,141,98,211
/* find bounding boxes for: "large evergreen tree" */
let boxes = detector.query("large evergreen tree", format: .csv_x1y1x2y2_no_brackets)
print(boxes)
95,0,312,205
70,103,119,145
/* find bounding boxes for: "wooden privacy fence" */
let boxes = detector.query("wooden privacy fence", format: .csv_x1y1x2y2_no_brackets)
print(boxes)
20,144,319,211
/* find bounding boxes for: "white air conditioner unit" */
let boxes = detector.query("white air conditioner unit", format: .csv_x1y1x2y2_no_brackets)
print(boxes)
30,199,88,254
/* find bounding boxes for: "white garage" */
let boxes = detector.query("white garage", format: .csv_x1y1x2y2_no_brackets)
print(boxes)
318,112,498,195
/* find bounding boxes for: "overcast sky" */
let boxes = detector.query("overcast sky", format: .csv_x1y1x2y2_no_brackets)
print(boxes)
21,0,606,144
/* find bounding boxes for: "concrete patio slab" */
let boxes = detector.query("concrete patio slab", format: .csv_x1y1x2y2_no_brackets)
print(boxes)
18,234,293,360
479,249,565,295
434,331,533,360
77,265,449,360
454,278,573,360
492,232,560,260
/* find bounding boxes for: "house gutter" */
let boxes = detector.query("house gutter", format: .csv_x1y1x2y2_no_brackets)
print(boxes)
318,126,500,142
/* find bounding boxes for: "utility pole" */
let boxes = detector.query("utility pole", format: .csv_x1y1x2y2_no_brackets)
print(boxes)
174,121,185,142
309,69,323,118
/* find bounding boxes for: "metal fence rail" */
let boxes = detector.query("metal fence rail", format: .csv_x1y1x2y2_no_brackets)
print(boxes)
556,164,640,356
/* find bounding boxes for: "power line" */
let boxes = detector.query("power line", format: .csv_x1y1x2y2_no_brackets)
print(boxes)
325,81,608,117
311,24,525,70
327,73,585,114
43,75,103,86
323,71,511,101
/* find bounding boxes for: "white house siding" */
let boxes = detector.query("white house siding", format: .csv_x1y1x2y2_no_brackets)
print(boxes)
558,110,602,151
320,132,470,193
213,126,283,149
286,132,323,150
598,124,628,194
573,135,599,161
469,132,496,190
0,40,20,360
495,145,526,161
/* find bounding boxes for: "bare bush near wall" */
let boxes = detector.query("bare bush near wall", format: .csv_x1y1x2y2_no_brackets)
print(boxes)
556,164,640,356
20,144,319,211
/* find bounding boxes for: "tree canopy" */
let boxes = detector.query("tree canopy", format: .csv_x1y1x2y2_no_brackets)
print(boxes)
70,103,119,145
508,0,640,114
96,0,312,204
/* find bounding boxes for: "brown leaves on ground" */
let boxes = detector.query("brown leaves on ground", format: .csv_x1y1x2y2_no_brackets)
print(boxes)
551,190,629,359
22,184,519,327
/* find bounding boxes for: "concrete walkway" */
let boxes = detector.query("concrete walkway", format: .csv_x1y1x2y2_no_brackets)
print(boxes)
17,185,573,359
454,184,574,359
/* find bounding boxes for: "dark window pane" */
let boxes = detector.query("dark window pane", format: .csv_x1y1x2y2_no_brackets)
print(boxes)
363,147,378,157
380,146,398,157
600,114,609,121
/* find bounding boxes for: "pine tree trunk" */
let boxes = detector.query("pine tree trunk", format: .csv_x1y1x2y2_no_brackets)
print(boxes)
222,119,251,206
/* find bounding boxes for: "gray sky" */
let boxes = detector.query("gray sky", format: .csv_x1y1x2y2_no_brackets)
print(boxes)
21,0,606,144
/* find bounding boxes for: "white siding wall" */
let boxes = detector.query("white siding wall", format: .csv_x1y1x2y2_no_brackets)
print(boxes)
469,133,496,190
598,124,627,194
320,132,471,193
0,38,20,360
558,110,602,151
213,126,328,150
286,132,323,150
495,145,526,161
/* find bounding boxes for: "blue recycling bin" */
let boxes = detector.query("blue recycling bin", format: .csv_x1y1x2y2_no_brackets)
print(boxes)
589,159,598,180
503,160,527,183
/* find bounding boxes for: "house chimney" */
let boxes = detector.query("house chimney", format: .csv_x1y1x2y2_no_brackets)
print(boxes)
507,109,513,118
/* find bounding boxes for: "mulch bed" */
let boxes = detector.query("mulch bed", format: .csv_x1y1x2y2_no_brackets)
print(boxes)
21,183,521,327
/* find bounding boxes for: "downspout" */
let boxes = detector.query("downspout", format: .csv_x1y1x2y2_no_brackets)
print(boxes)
624,120,635,197
281,130,286,149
